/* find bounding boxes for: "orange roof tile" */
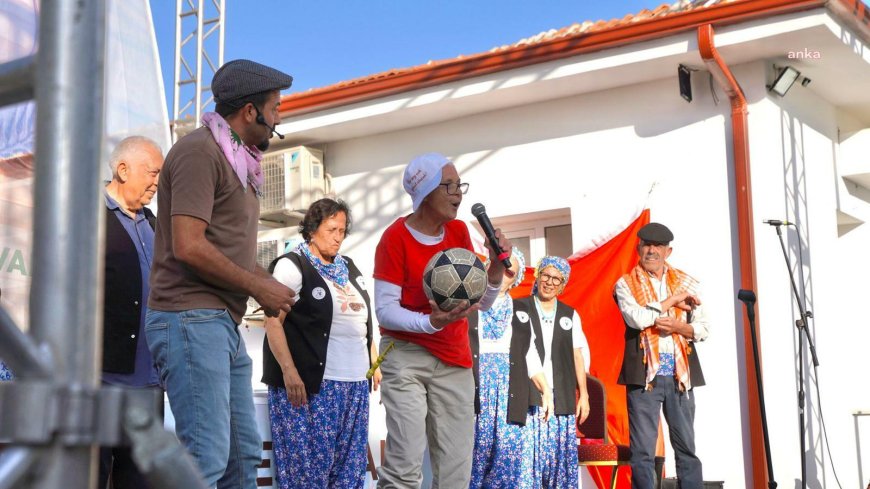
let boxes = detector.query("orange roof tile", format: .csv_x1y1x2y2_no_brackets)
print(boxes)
279,0,868,116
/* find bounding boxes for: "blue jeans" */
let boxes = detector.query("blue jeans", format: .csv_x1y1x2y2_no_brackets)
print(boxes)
145,308,261,488
627,375,702,489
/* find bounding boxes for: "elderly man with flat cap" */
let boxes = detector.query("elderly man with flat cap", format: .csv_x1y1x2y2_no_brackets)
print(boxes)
613,222,710,489
146,59,295,488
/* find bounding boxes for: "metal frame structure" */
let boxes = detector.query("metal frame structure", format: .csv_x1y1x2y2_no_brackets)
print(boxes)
0,2,205,487
172,0,225,142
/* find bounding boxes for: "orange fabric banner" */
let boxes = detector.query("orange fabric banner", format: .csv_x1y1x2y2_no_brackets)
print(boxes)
513,210,650,489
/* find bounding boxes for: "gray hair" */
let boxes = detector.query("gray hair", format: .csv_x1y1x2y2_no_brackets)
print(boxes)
108,135,163,177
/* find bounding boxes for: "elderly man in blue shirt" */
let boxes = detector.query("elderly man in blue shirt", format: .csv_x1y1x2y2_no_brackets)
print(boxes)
100,135,164,489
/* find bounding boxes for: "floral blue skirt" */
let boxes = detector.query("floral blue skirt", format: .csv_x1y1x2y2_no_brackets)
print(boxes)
471,353,526,488
0,360,12,381
519,406,578,489
268,379,369,489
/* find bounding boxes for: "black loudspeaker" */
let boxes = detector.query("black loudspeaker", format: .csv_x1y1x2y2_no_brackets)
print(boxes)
678,64,693,102
661,478,724,489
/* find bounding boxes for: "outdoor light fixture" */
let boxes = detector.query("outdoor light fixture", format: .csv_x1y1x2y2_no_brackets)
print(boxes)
769,65,801,96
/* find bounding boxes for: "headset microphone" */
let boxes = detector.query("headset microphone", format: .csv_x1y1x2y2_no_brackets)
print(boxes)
256,113,285,139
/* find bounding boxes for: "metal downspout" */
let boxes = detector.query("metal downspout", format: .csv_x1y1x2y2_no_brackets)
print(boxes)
697,23,765,489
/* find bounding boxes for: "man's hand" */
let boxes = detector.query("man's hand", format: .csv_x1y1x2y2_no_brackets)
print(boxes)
674,293,701,312
252,277,296,317
664,291,701,312
576,392,590,424
428,300,479,330
654,316,693,338
282,367,308,407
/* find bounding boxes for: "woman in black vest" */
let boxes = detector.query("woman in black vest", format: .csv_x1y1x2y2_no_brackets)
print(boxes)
469,247,530,488
517,256,590,489
262,198,379,489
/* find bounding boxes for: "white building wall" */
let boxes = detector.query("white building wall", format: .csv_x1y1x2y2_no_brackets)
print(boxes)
746,58,870,488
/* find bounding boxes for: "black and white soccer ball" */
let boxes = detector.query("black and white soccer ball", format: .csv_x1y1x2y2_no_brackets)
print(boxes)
422,247,488,311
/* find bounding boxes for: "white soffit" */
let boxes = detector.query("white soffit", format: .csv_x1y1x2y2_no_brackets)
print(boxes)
276,7,870,145
275,32,700,146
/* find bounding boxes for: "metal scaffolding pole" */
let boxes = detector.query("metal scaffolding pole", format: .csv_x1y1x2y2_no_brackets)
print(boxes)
25,0,108,486
171,0,225,142
0,2,210,487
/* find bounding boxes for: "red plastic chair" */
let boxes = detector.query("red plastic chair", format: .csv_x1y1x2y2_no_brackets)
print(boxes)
577,375,631,489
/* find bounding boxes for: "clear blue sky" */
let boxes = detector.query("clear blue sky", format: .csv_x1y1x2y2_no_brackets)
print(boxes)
149,0,669,114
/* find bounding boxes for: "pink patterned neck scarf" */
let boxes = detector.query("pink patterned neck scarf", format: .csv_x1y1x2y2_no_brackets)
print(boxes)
201,112,264,196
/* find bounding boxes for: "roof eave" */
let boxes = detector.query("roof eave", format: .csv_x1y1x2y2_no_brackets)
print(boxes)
279,0,841,117
828,0,870,41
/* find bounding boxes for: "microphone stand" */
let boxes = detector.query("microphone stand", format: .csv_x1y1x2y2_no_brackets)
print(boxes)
737,289,777,489
770,223,820,489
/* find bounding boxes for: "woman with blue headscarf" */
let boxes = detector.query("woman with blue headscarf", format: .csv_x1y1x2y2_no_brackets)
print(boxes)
513,256,591,489
469,247,535,487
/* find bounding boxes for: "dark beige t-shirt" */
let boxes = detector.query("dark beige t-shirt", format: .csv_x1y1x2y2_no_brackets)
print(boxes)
148,126,259,323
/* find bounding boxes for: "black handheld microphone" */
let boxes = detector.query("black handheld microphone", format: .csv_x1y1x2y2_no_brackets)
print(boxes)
256,113,285,139
763,219,793,226
471,203,513,276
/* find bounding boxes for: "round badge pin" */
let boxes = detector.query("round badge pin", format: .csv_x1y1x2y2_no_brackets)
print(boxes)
559,317,572,330
312,287,326,300
516,311,529,323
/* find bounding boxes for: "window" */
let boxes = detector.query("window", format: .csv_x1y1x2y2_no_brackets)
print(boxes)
545,224,573,258
475,208,572,267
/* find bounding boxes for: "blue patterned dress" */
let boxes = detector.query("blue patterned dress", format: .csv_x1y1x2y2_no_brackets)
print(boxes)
0,360,12,381
470,295,527,488
520,406,578,489
518,300,580,489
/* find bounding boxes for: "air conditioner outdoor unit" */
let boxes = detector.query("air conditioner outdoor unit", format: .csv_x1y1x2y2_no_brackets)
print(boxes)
259,145,328,225
255,239,282,271
245,226,301,321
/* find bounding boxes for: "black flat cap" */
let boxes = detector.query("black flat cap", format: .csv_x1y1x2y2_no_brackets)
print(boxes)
212,59,293,106
638,222,674,243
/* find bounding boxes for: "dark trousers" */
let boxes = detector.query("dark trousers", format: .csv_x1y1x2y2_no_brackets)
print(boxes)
627,375,702,489
98,446,150,489
97,386,163,489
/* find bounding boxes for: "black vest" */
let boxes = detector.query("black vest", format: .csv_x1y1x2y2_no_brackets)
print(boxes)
102,206,155,374
527,297,578,416
505,297,538,425
469,299,540,424
261,252,373,394
617,307,706,388
501,297,579,424
468,312,481,414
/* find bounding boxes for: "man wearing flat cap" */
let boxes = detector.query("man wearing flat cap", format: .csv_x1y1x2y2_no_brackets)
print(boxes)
613,222,710,489
146,59,295,488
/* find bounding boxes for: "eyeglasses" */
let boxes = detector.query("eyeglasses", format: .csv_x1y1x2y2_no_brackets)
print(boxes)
438,182,469,195
539,273,563,286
